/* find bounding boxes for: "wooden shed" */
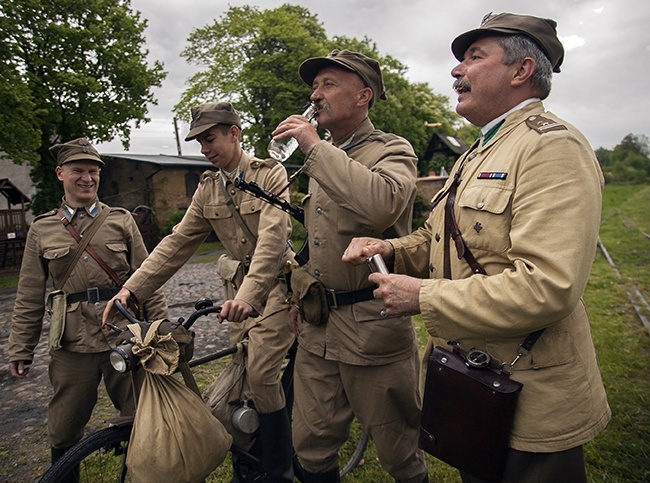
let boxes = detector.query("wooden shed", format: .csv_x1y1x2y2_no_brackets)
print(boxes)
0,178,31,269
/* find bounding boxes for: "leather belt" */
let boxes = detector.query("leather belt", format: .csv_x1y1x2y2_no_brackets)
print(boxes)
325,286,376,308
66,287,120,305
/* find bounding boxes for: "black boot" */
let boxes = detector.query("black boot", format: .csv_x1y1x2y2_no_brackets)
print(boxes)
231,449,265,483
51,446,80,483
302,467,340,483
257,407,294,482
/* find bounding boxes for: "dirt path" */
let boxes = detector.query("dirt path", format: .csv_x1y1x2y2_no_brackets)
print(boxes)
0,258,229,482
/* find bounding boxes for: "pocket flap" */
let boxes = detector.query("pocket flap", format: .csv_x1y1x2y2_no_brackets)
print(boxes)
43,246,70,260
458,185,512,215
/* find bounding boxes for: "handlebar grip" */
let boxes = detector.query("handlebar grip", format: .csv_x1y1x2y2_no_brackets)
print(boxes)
113,299,142,324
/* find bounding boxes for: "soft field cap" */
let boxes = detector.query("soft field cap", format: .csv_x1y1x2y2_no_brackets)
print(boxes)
49,138,104,166
299,49,387,108
452,12,564,73
185,102,242,141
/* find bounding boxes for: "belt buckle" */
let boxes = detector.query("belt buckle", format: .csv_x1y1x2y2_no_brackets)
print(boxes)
326,289,338,309
87,287,100,304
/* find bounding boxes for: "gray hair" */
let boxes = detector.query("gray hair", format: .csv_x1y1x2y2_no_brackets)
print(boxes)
498,34,553,99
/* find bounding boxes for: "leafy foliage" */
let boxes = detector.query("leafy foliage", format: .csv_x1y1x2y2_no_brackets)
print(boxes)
596,133,650,184
176,4,326,157
175,4,462,171
0,0,166,214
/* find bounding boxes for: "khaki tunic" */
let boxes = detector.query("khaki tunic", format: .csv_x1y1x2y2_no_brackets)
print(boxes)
123,152,294,413
390,102,611,453
8,200,168,360
125,152,291,315
297,117,419,364
293,118,427,481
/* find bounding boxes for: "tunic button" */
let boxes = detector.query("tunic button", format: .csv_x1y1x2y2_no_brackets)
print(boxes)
429,263,434,272
313,239,321,247
314,270,321,277
83,256,89,262
79,213,85,219
468,152,478,160
476,201,485,209
241,238,247,244
230,189,236,195
434,233,440,242
316,207,323,215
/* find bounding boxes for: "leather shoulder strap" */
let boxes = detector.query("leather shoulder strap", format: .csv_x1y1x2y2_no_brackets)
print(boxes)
58,206,123,287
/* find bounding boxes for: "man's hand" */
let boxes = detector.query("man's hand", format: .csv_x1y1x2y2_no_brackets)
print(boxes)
9,360,30,379
289,304,302,337
271,114,320,155
218,299,255,323
342,237,395,267
368,272,422,317
102,287,133,327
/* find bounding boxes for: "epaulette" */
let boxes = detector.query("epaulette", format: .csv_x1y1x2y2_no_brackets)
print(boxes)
33,208,58,222
251,158,280,169
200,169,220,182
109,206,130,215
367,131,399,143
525,115,567,134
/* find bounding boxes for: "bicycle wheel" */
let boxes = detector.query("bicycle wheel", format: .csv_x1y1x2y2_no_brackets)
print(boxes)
280,343,369,479
39,424,133,483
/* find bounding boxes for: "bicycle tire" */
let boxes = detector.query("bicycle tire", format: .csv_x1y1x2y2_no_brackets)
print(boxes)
39,424,133,483
339,430,370,478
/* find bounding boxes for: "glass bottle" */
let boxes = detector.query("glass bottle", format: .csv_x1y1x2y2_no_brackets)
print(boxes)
267,103,318,162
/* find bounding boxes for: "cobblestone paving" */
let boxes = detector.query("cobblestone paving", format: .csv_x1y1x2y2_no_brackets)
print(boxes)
0,257,229,482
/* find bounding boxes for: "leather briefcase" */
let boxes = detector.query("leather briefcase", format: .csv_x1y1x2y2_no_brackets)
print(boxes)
419,345,522,481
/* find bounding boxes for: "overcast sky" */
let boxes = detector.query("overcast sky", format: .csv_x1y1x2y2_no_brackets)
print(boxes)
97,0,650,156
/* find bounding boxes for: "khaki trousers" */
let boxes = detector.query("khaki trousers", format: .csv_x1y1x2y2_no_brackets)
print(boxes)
47,349,138,448
229,286,295,414
292,346,428,483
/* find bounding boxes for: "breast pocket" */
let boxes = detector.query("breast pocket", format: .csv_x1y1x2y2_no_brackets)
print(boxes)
240,198,262,219
104,242,130,273
43,245,73,277
457,184,513,254
203,203,232,220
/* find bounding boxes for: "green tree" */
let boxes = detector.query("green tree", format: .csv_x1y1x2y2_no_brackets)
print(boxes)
595,146,612,168
175,4,461,168
176,4,326,157
0,0,166,214
598,133,650,184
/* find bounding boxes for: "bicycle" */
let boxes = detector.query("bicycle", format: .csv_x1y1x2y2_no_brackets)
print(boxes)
39,298,369,482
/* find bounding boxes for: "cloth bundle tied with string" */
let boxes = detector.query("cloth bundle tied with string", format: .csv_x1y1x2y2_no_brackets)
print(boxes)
125,319,232,483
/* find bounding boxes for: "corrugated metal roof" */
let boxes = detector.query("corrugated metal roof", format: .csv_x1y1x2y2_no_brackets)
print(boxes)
103,153,213,168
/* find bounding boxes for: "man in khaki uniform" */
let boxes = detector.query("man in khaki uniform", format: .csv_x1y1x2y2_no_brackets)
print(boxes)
8,138,168,473
343,13,610,483
272,50,428,483
104,102,296,482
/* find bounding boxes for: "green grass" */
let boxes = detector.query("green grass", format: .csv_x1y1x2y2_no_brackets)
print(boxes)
581,185,650,483
0,273,19,289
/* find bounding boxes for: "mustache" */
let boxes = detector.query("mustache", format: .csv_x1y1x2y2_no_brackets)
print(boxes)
453,78,471,93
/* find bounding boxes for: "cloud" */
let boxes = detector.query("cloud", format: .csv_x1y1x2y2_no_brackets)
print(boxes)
97,0,650,154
